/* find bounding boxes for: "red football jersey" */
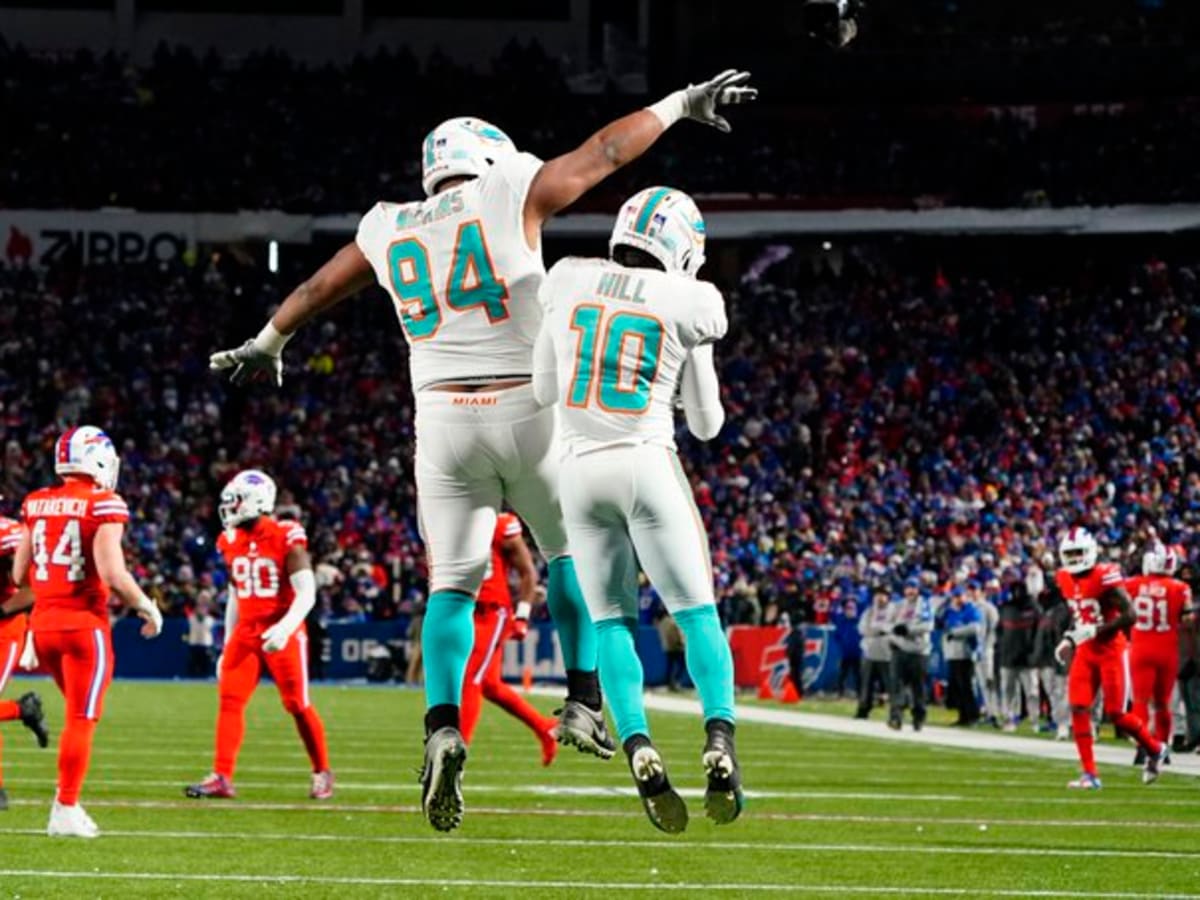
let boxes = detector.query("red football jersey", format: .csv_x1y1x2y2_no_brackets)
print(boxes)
22,479,129,631
1055,563,1127,649
1125,575,1192,654
0,516,26,604
476,513,521,610
217,516,307,633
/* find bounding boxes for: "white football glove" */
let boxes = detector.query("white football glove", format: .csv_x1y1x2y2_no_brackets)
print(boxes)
1054,638,1074,665
648,69,758,133
1066,623,1097,646
135,599,163,639
18,631,38,670
209,340,283,387
215,652,224,679
261,622,293,654
684,69,757,132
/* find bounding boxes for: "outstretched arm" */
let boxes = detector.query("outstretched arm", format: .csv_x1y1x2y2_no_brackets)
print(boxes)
522,69,756,247
210,242,376,386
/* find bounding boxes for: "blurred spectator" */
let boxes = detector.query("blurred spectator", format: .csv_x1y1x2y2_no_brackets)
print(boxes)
997,582,1038,731
1032,585,1072,739
855,590,894,719
186,595,216,678
655,610,686,692
941,587,981,726
968,583,1001,726
830,592,862,698
887,579,933,730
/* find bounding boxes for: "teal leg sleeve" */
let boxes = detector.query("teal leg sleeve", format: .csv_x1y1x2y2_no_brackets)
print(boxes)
675,605,736,725
421,590,476,709
546,556,597,672
595,617,648,742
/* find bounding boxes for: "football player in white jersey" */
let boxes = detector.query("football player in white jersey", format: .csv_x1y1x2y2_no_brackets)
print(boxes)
532,187,739,833
210,72,756,833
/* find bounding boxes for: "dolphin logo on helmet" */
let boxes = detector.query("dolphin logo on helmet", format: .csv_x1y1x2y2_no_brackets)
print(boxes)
609,186,707,278
420,117,517,197
55,426,121,491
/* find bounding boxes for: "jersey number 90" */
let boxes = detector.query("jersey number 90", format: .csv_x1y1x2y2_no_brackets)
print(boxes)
231,557,280,599
386,220,509,341
568,304,664,415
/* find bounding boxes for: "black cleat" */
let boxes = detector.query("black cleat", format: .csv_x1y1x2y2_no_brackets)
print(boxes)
420,726,467,833
0,787,8,811
627,741,687,834
18,693,49,748
1133,747,1147,767
555,701,616,760
702,720,744,825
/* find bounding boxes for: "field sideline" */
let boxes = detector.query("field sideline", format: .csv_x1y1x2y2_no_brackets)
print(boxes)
0,679,1198,898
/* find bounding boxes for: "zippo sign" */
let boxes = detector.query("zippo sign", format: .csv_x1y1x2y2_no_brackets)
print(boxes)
1,211,193,265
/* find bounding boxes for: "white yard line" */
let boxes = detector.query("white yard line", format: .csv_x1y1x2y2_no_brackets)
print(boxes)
0,827,1195,860
641,693,1200,777
0,870,1193,898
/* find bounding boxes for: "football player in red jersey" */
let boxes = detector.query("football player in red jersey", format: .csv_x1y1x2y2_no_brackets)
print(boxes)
185,470,333,801
460,513,557,765
12,427,163,837
1125,543,1194,758
1054,528,1167,789
0,513,50,810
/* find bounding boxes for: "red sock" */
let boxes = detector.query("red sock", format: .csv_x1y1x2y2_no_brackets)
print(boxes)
1113,711,1163,756
1072,710,1097,776
0,700,19,721
1154,705,1173,746
460,678,483,744
485,681,555,737
292,707,330,773
214,697,247,779
57,718,96,806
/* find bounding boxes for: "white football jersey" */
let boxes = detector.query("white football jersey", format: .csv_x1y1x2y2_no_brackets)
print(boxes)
355,152,545,390
539,257,727,454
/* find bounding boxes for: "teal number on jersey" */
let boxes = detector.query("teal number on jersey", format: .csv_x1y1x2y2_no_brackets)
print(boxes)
387,239,441,340
446,220,510,322
568,306,664,414
386,219,508,342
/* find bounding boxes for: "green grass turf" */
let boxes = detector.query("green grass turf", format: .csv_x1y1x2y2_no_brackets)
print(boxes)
0,679,1198,898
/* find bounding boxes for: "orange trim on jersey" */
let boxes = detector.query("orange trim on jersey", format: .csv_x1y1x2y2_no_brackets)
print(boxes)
386,235,442,343
566,302,605,410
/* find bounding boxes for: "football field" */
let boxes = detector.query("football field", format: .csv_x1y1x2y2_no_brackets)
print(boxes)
1,680,1199,898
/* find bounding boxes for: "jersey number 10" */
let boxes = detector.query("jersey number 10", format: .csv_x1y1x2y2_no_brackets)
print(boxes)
568,304,664,414
386,220,509,341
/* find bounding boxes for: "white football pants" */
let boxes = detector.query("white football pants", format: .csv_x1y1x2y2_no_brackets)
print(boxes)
560,444,714,624
415,384,568,594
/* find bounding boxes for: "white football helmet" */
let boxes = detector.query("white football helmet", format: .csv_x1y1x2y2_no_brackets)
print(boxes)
421,117,516,197
219,470,277,530
1058,527,1099,574
1143,542,1181,576
55,426,120,491
609,186,707,278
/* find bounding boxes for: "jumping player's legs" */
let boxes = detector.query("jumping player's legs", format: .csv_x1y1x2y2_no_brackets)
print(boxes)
214,627,263,779
35,629,112,806
627,449,734,730
560,451,645,743
414,393,504,732
262,629,329,774
503,397,600,705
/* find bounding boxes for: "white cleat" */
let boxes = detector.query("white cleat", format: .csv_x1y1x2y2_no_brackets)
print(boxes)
1066,772,1102,791
1143,745,1169,785
1055,724,1070,741
47,800,99,838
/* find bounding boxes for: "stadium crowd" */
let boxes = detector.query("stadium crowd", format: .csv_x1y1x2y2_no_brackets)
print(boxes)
3,39,1200,211
0,241,1195,642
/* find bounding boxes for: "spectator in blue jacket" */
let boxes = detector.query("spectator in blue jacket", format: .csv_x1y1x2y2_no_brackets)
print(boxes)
831,593,863,698
941,587,982,726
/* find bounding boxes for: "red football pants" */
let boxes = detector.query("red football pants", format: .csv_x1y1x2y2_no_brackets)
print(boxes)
461,606,550,744
214,624,328,778
35,628,113,805
1131,646,1177,744
0,627,26,787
